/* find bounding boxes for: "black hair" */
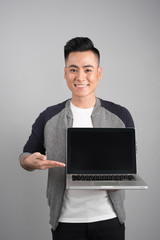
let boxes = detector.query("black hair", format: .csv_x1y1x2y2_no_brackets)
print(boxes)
64,37,100,65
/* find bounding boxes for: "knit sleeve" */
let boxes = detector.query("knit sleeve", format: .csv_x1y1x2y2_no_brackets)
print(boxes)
23,111,46,155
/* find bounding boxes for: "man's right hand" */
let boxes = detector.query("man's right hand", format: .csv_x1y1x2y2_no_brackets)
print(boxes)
20,152,66,171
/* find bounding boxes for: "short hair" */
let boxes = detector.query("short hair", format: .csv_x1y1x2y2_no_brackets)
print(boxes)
64,37,100,65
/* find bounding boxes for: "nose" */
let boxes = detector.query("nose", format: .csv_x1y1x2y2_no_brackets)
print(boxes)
76,69,86,81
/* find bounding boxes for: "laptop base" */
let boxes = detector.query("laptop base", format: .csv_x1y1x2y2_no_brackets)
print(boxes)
66,174,148,190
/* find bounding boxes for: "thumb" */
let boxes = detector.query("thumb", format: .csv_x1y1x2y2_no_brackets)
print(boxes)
34,152,46,161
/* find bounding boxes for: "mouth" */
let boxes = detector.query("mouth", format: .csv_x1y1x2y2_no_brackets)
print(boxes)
74,84,88,89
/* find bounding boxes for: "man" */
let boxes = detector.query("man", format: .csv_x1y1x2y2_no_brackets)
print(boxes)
20,37,134,240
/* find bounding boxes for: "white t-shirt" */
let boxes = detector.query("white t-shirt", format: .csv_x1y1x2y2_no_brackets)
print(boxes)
59,102,116,223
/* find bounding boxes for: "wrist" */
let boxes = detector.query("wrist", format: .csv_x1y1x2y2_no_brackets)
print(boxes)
20,155,35,171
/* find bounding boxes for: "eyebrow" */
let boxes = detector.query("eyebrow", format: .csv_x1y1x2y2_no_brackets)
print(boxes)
69,64,94,68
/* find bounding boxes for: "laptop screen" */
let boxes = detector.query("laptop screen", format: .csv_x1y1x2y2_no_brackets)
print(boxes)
67,128,136,174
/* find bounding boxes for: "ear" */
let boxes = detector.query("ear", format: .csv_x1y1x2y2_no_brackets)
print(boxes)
97,66,102,79
64,67,67,79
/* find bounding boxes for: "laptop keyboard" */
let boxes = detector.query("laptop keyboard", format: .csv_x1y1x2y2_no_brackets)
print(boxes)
72,175,136,181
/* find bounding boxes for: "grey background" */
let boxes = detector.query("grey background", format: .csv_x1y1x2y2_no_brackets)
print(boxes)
0,0,159,239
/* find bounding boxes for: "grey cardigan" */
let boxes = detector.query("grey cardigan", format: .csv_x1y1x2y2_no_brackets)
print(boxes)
20,98,134,230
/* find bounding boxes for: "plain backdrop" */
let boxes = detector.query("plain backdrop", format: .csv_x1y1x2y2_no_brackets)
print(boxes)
0,0,160,239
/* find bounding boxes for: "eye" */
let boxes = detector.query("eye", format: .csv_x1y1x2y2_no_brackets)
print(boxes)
70,69,77,73
86,69,92,73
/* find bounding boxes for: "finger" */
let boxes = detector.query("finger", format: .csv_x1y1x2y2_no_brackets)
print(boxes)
46,160,66,168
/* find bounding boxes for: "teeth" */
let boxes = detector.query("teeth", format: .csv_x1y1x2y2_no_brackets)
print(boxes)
75,84,87,87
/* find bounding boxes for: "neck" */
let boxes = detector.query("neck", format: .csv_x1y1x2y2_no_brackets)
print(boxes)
71,96,96,109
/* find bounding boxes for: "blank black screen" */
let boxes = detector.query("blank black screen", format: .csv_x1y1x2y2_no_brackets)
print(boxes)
67,128,136,174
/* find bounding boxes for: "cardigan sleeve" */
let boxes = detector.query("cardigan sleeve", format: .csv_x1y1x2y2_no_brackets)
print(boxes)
23,111,46,155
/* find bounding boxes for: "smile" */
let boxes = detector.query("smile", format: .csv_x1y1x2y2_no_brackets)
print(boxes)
74,84,88,88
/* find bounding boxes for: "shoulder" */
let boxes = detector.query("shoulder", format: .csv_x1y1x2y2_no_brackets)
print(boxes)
99,98,135,128
33,99,68,128
44,100,68,119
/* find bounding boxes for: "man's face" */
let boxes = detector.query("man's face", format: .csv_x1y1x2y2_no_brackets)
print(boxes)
64,51,102,103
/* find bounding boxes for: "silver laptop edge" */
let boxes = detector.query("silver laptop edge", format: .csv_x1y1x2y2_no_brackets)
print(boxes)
66,128,148,190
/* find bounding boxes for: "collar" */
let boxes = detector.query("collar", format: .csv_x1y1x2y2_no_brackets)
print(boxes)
65,97,101,119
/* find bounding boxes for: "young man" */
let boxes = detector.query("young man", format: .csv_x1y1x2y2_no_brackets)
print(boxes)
20,37,134,240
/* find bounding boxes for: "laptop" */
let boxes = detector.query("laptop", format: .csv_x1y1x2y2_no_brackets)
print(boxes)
66,128,148,190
